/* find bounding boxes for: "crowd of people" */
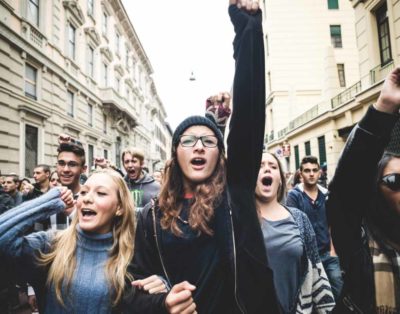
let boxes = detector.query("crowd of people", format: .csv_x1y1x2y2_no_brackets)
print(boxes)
0,0,399,313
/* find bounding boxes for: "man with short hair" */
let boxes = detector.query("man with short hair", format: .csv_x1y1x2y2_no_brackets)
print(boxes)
286,155,343,300
24,164,51,201
122,147,160,211
57,143,87,198
3,175,23,206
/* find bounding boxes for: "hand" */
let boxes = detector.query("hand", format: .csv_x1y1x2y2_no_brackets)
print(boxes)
59,187,75,214
132,275,168,294
375,66,400,114
230,0,259,13
94,157,109,169
28,295,38,312
165,281,196,314
58,133,72,145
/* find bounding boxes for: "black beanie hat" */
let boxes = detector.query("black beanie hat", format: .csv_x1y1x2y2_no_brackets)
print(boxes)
172,116,224,153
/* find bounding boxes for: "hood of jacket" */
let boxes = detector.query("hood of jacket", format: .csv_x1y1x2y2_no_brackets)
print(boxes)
124,172,155,186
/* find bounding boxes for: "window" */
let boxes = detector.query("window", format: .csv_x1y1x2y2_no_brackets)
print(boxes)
115,76,120,93
305,141,311,156
103,63,108,86
25,124,38,177
87,0,94,16
104,149,108,159
294,145,300,170
126,85,130,101
328,0,339,9
25,64,37,100
318,136,327,165
102,12,108,36
103,113,107,134
376,4,392,65
88,104,93,127
67,90,74,117
27,0,39,26
126,47,129,67
87,46,94,77
330,25,342,48
67,23,76,59
88,144,94,170
116,137,121,168
337,64,346,87
115,32,120,55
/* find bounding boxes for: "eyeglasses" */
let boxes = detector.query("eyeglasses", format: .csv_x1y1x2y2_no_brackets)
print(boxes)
179,135,218,148
380,173,400,191
56,160,80,169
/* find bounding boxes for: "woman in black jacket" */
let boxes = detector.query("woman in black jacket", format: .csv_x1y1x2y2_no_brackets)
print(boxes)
327,66,400,314
124,1,281,313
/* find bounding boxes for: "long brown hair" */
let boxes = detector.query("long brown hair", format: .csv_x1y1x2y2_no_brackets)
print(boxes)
159,153,226,236
37,169,135,307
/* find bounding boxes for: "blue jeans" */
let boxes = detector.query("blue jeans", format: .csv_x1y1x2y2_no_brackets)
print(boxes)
320,252,343,301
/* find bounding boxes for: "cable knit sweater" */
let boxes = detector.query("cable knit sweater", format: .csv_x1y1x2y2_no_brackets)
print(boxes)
0,188,115,313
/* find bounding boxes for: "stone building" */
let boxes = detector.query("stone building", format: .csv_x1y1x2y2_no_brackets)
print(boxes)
260,0,361,177
0,0,171,177
262,0,400,178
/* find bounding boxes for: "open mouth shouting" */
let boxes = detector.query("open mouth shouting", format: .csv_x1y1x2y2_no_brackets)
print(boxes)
80,208,97,220
190,157,207,169
127,169,137,179
262,176,273,187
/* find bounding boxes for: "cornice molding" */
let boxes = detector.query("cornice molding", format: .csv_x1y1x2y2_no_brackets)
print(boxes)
63,0,85,26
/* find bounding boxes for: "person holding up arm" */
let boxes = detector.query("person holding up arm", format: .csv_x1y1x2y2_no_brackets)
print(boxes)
124,1,282,313
327,66,400,313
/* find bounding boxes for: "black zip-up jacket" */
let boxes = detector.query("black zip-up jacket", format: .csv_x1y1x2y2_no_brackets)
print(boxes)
122,5,280,314
327,106,399,313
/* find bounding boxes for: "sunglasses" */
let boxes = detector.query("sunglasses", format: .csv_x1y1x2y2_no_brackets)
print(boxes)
380,173,400,191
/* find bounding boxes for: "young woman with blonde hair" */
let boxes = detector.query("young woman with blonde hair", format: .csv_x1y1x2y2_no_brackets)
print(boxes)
0,169,136,313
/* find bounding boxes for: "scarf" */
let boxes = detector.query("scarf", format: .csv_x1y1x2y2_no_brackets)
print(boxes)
368,227,400,314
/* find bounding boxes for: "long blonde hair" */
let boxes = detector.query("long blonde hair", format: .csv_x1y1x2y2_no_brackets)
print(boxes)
38,169,136,306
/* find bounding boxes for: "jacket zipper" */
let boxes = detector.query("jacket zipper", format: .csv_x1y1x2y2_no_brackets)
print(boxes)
151,206,172,287
229,209,245,314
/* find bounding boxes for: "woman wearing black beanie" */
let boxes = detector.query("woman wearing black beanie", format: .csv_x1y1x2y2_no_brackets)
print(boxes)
123,1,281,313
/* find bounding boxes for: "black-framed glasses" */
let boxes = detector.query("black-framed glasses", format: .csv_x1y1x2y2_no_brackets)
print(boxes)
56,160,80,169
179,135,218,148
380,173,400,191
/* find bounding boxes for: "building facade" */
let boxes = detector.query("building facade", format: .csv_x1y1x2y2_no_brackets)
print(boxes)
0,0,171,177
262,0,399,179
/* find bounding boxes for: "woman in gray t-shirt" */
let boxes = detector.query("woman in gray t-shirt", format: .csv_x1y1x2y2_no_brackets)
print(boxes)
255,152,335,313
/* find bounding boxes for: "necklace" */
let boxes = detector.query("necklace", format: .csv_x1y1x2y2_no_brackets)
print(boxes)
177,215,189,224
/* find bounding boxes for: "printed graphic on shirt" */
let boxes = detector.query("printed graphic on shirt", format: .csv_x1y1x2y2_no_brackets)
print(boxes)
131,189,144,211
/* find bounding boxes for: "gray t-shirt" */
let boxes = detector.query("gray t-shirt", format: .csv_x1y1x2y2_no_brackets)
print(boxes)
261,214,304,314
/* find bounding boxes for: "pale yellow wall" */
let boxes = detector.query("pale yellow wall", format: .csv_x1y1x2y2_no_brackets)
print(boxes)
262,0,360,136
264,0,398,176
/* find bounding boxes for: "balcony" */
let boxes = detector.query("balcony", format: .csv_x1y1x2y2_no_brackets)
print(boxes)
272,61,395,142
99,87,138,130
331,81,361,109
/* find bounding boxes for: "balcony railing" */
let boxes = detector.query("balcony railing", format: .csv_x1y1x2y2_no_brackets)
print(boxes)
271,61,395,143
331,81,362,109
369,61,394,85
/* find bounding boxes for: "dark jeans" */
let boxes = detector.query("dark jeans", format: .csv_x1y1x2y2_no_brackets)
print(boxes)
320,252,343,301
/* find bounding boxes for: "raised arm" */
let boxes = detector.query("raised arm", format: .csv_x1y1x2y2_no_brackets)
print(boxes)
0,188,69,260
227,1,265,191
327,66,400,264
